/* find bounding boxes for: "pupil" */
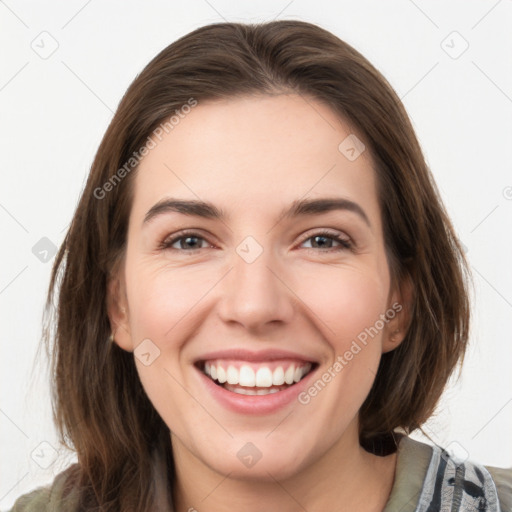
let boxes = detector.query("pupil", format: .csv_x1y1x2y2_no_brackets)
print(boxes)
314,235,330,248
183,236,199,249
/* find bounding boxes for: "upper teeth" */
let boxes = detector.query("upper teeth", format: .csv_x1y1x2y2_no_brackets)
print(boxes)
204,361,312,387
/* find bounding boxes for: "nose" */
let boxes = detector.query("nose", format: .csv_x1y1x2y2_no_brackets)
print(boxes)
217,243,295,332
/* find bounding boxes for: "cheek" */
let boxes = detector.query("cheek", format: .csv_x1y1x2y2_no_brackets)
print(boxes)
125,264,211,424
294,263,389,348
297,270,388,417
126,262,213,342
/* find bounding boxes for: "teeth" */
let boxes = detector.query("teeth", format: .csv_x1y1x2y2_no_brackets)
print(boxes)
239,365,255,387
256,367,273,387
217,366,227,383
284,366,295,385
223,384,289,395
226,365,238,385
202,361,312,388
273,366,285,385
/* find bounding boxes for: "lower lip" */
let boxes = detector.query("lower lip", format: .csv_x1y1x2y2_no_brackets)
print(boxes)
196,365,317,415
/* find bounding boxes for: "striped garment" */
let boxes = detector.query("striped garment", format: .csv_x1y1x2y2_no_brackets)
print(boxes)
417,442,502,511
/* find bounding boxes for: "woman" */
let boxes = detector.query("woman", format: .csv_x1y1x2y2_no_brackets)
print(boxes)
10,20,511,512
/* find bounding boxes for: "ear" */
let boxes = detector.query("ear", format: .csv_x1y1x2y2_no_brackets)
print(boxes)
106,268,134,352
382,273,414,353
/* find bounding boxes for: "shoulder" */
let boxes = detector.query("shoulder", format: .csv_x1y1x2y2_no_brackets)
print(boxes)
485,465,512,512
7,464,81,512
421,439,512,512
385,436,512,512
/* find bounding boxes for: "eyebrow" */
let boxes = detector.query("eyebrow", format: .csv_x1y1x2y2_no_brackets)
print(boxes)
143,197,371,227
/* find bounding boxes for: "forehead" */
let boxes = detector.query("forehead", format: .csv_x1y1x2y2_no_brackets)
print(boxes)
130,94,380,227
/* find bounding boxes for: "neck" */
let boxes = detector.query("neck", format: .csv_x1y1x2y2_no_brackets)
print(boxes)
169,422,398,512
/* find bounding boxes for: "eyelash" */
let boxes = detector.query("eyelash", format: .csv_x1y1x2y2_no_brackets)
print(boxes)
158,229,353,254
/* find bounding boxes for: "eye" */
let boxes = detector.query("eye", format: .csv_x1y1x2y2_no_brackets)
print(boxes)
158,231,212,252
299,230,353,252
158,229,353,253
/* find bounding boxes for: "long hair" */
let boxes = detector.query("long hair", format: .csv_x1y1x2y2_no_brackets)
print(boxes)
43,20,471,510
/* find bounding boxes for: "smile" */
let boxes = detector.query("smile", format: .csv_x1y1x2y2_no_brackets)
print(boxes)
200,360,314,395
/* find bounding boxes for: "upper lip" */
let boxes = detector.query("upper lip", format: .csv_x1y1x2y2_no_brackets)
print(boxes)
194,348,319,364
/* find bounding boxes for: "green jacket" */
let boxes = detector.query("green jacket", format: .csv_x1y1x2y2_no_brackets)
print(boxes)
8,436,512,511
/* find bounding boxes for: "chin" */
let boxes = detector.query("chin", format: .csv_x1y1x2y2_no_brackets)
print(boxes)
195,436,314,482
213,454,309,482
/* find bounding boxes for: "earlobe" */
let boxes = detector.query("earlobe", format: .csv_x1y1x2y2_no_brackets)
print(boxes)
382,274,414,353
382,324,406,354
106,273,133,352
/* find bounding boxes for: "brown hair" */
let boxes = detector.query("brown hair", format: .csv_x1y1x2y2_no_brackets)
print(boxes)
42,19,471,510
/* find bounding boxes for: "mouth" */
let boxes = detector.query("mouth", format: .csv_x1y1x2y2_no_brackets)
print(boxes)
195,359,318,396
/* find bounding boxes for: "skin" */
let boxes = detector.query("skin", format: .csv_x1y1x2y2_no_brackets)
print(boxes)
107,93,412,511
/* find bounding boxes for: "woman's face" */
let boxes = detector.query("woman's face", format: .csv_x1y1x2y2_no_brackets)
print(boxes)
109,94,408,480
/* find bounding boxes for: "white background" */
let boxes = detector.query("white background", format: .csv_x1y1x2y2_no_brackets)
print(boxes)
1,0,511,509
